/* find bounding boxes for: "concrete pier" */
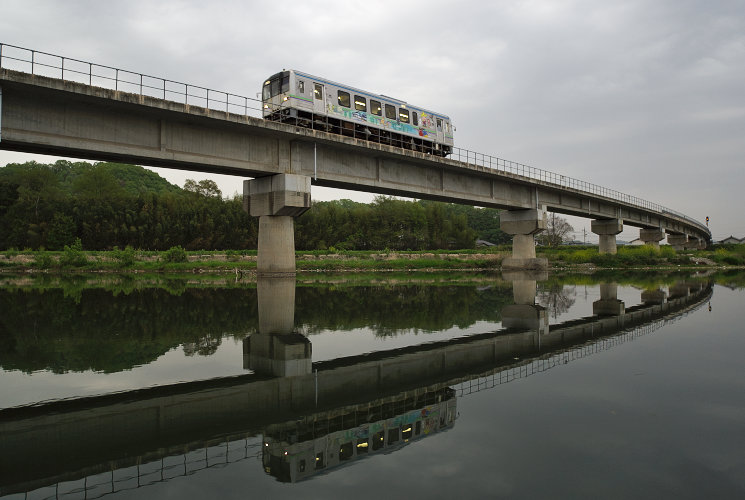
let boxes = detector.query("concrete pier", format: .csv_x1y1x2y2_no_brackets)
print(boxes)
639,228,665,249
501,271,549,335
591,219,623,255
686,236,705,250
641,289,667,305
500,209,548,270
667,233,688,252
244,277,312,377
244,174,311,276
592,283,625,316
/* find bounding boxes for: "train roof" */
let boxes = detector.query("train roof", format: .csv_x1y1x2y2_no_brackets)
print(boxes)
288,69,451,121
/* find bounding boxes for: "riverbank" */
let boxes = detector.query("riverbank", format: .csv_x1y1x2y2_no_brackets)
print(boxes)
0,244,743,273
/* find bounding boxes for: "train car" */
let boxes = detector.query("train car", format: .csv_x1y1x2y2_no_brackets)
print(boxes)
262,388,457,482
262,70,454,156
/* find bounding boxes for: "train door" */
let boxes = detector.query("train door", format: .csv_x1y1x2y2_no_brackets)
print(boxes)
436,117,444,144
313,83,326,116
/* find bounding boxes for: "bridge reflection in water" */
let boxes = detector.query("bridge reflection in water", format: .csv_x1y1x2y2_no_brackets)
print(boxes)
0,276,712,496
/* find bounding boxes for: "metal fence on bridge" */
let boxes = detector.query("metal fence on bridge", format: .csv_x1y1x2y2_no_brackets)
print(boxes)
0,43,708,235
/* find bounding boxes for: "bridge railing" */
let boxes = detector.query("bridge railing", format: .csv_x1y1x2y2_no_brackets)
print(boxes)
13,437,262,500
0,42,709,237
450,147,708,233
0,43,266,116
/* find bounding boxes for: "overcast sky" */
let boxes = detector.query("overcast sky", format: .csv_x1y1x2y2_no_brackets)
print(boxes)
1,0,743,241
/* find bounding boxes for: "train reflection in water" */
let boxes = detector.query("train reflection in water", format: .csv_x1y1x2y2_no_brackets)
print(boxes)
263,388,456,482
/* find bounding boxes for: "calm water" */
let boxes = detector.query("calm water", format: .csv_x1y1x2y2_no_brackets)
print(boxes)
1,271,744,499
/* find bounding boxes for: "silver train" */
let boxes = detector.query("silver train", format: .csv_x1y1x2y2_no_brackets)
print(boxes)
262,70,454,156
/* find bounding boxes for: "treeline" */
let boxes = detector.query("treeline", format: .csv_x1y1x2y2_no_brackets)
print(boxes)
296,197,509,251
0,160,508,251
0,160,255,251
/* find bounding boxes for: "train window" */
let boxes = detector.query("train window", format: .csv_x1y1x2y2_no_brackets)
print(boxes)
399,108,410,123
281,75,290,94
371,100,382,116
415,421,421,436
314,84,323,100
402,425,413,440
446,122,452,134
413,112,418,126
298,459,306,472
315,452,325,469
356,439,369,454
387,428,399,444
372,431,385,450
263,80,272,100
298,80,305,93
437,118,443,130
354,95,367,112
385,104,396,120
339,442,353,461
271,79,280,99
338,91,351,108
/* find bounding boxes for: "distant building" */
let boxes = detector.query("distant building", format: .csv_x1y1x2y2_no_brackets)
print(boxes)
719,236,744,244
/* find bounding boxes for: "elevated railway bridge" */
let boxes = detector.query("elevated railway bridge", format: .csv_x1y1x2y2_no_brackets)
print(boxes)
0,44,711,272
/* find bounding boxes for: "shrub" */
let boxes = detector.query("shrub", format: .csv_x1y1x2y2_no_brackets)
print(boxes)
659,246,676,259
163,245,188,263
567,248,597,263
60,238,88,267
112,246,136,267
721,254,745,266
33,252,55,269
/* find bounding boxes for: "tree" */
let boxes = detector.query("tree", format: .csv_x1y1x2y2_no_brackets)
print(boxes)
46,213,77,250
538,213,574,247
72,164,126,202
184,179,222,198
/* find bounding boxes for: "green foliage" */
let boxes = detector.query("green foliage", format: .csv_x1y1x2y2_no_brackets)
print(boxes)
0,161,256,251
112,245,136,267
295,197,495,251
60,238,88,267
163,245,188,263
184,178,222,198
46,213,77,250
659,245,676,259
32,252,55,269
711,248,745,265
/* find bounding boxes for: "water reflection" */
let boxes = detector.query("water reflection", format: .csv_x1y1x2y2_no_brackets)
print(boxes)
245,278,311,377
0,274,716,496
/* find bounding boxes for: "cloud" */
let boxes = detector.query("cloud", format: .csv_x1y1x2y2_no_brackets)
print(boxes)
1,0,743,237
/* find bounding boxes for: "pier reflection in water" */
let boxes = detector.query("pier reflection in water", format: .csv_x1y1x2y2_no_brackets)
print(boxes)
1,271,741,498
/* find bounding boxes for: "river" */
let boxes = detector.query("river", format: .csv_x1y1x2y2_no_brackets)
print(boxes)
1,270,743,499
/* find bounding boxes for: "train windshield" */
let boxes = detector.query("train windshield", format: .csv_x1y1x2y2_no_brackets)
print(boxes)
263,71,290,100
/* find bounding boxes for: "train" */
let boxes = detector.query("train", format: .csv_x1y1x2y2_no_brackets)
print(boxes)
262,70,454,156
262,387,457,482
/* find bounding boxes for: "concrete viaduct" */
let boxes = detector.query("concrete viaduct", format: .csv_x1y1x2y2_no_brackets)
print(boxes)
0,64,711,273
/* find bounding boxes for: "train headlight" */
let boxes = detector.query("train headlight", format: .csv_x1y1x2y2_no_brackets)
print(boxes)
283,96,289,101
263,104,269,109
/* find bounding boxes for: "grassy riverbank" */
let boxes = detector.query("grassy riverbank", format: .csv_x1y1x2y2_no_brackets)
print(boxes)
0,244,743,273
